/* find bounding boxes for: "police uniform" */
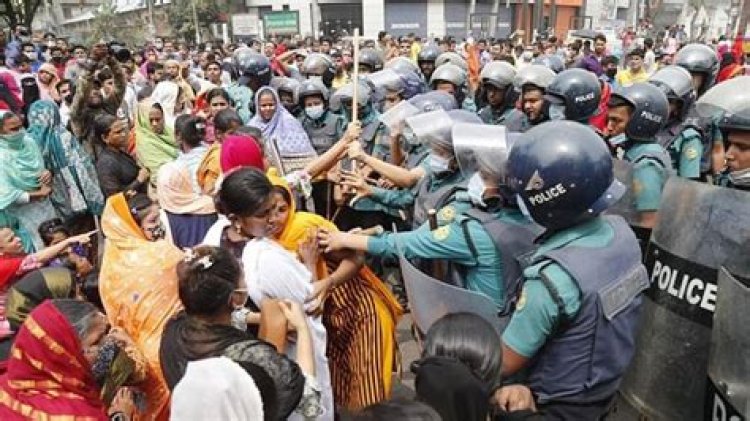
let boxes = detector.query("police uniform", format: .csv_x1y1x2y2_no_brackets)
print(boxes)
504,109,534,133
502,216,645,417
622,142,672,211
226,83,254,124
461,96,478,113
657,123,702,179
300,110,346,155
366,207,530,308
478,105,515,126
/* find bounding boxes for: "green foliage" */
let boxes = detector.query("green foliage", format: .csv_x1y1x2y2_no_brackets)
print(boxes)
86,0,148,46
166,0,220,42
1,0,43,28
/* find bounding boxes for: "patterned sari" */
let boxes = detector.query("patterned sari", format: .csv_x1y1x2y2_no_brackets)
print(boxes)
0,300,107,420
99,193,184,420
268,170,403,410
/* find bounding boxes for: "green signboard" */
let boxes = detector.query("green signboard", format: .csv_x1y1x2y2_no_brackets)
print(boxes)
263,11,299,35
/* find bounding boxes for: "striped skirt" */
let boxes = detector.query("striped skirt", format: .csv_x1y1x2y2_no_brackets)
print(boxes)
323,263,403,410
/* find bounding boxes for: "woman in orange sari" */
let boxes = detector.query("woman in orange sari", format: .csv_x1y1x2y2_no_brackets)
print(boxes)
99,192,184,420
266,170,402,410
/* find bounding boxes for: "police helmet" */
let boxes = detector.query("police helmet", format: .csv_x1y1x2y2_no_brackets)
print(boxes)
367,69,405,95
481,61,516,90
648,65,695,121
330,80,373,111
385,56,421,76
610,83,669,140
545,69,601,122
418,45,441,63
358,48,384,73
270,77,300,105
435,52,468,71
513,64,556,92
409,91,458,112
674,43,719,96
508,121,625,231
696,76,750,133
232,47,272,88
298,78,330,103
301,53,336,88
430,63,467,90
532,54,565,73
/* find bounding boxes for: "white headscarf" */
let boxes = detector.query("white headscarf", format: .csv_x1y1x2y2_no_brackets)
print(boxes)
151,81,180,129
170,357,264,421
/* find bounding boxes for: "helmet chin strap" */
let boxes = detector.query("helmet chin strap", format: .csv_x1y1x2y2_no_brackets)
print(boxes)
729,167,750,186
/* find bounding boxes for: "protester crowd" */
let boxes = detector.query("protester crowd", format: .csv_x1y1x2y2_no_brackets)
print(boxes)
0,21,747,421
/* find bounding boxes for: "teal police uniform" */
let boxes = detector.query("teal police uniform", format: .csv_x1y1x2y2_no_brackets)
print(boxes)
366,207,529,308
623,142,671,212
226,84,254,124
664,127,703,179
478,106,515,126
502,217,613,357
300,110,347,155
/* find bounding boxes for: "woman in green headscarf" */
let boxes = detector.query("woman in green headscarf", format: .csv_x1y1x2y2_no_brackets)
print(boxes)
0,111,58,251
135,99,179,193
26,100,105,219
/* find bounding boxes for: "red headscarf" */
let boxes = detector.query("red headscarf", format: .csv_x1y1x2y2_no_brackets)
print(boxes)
220,134,265,173
0,300,107,420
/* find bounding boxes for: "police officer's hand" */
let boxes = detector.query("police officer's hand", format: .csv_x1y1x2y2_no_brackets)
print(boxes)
347,141,366,161
340,170,373,198
317,229,343,253
343,122,362,143
491,384,537,413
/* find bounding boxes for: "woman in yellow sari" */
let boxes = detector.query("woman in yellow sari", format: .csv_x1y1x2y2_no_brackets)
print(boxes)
99,192,184,420
266,169,403,410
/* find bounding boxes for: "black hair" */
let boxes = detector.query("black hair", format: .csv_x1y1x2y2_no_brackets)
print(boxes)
21,42,34,51
594,33,607,44
421,313,502,387
206,87,232,106
38,218,70,246
176,245,240,316
205,60,222,71
51,298,100,339
271,185,292,206
340,399,441,421
137,85,154,101
644,38,654,49
96,67,114,83
146,62,164,75
56,78,71,91
214,108,242,134
234,125,262,139
608,95,634,110
601,55,619,67
72,45,86,52
174,114,206,148
627,48,645,58
93,114,118,144
125,193,154,226
216,167,272,217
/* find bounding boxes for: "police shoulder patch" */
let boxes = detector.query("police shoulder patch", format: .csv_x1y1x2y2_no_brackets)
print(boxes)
684,146,699,160
438,206,456,222
433,226,451,241
515,289,527,312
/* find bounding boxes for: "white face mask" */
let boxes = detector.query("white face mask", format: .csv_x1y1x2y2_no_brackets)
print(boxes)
305,104,325,120
548,103,566,120
608,133,628,146
428,154,451,174
24,52,36,61
467,172,487,207
729,167,750,187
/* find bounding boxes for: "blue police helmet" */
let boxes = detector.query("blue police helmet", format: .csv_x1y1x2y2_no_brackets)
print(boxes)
508,121,625,231
610,82,669,141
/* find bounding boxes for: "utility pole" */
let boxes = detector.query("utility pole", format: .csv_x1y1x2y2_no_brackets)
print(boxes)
191,0,200,44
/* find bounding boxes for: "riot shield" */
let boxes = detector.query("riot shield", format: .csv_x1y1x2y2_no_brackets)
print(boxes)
379,99,419,131
606,159,652,254
705,268,749,420
613,178,750,421
398,249,508,336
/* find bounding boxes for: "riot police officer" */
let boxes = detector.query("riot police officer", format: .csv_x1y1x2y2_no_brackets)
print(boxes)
435,51,468,72
430,63,476,112
532,54,565,73
330,80,390,161
298,79,346,155
649,65,702,179
477,61,518,125
228,47,271,123
674,43,723,176
270,76,301,118
358,47,384,74
367,69,406,112
606,82,671,229
545,68,601,124
301,53,337,89
696,76,750,190
500,121,647,419
505,65,556,133
417,44,441,81
319,124,539,310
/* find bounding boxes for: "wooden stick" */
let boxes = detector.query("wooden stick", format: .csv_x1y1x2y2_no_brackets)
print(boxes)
351,27,360,124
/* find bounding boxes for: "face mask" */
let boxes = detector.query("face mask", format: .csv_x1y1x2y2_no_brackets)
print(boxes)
467,172,487,207
548,103,566,120
729,168,750,187
605,69,618,79
24,52,36,60
608,133,628,146
305,104,325,120
428,154,451,174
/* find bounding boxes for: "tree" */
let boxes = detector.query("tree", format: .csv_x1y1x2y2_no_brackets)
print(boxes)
86,0,149,46
166,0,220,43
1,0,44,29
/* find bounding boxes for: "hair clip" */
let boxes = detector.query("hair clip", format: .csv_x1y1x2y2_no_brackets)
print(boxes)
196,255,214,270
183,248,197,262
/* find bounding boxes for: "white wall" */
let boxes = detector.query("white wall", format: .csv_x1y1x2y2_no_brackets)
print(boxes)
426,0,446,39
362,0,385,38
